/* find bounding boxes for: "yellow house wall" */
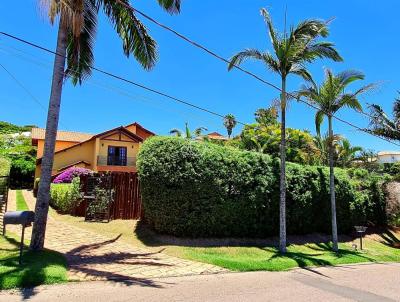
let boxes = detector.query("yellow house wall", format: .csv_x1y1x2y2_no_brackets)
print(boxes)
34,130,146,178
36,140,79,158
35,140,95,178
98,138,140,159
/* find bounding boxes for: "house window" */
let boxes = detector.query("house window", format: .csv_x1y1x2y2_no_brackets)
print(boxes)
107,146,127,166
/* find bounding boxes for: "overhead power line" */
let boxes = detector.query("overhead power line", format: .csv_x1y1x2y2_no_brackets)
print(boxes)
0,30,399,147
111,0,400,147
0,62,47,110
0,43,219,126
0,61,70,129
0,31,245,126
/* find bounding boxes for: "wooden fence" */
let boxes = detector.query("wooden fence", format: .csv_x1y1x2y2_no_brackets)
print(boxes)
73,172,142,220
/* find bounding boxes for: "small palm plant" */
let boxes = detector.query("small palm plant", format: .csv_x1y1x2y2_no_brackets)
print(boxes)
313,133,342,166
223,114,237,138
337,138,362,167
299,69,375,251
170,123,207,139
227,8,342,253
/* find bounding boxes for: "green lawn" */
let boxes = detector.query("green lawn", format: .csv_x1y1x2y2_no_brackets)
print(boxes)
0,234,68,290
179,237,400,271
16,190,29,211
49,208,400,272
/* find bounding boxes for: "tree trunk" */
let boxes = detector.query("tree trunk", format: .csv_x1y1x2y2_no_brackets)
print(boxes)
30,18,67,250
328,115,339,252
279,77,287,253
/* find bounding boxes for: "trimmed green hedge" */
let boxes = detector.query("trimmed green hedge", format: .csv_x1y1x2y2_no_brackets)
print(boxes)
50,178,81,213
137,137,389,238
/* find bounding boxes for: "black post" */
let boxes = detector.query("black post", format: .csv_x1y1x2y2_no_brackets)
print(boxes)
359,232,363,250
19,225,25,265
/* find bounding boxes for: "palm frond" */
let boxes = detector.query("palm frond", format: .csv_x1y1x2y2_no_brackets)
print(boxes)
228,49,279,73
260,8,280,54
303,42,343,62
290,64,315,85
315,110,325,136
100,0,157,70
65,0,98,85
293,19,329,40
194,126,208,137
336,70,365,87
156,0,181,14
337,94,363,112
169,128,182,137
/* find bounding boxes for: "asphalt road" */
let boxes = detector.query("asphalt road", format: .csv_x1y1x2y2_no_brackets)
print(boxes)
1,263,399,302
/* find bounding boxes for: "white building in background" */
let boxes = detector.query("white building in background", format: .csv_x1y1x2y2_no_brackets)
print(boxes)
377,151,400,164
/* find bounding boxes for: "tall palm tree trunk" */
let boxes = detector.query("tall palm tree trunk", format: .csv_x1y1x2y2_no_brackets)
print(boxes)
30,18,67,250
328,115,339,252
279,77,287,253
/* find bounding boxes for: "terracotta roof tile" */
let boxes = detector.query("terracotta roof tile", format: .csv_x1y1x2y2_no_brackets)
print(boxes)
31,128,93,142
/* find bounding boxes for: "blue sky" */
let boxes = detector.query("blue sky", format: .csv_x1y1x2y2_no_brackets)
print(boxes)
0,0,399,151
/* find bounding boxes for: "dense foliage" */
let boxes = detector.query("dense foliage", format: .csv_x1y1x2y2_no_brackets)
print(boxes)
137,137,390,238
50,178,82,213
240,123,319,165
0,157,11,176
0,122,36,188
0,121,35,134
53,167,92,184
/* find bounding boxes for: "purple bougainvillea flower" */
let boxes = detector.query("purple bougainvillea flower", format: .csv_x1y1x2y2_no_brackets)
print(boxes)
53,167,93,184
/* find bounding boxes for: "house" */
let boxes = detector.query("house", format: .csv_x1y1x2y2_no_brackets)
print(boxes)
206,132,228,141
196,132,228,141
376,151,400,164
32,122,154,178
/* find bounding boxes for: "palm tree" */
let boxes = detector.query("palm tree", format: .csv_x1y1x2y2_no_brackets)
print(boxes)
337,138,362,167
170,123,207,139
223,114,237,138
368,93,400,141
299,69,374,251
31,0,181,250
227,8,342,253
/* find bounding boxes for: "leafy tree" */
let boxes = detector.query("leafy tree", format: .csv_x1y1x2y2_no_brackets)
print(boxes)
32,0,182,250
227,8,342,252
368,92,400,141
255,107,278,126
0,121,36,134
0,133,36,187
223,114,237,138
241,123,319,165
298,69,373,251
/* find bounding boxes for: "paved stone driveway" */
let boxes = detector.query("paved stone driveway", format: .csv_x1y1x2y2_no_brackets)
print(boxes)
6,190,227,282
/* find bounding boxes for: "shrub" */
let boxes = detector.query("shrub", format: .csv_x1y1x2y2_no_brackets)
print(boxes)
137,137,389,238
50,177,82,213
0,157,11,176
53,167,92,184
